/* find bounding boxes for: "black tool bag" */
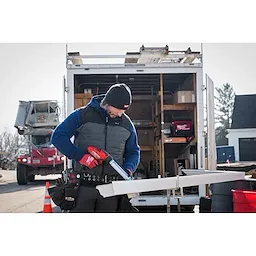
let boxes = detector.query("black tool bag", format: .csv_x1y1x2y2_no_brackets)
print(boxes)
117,195,139,212
48,183,79,211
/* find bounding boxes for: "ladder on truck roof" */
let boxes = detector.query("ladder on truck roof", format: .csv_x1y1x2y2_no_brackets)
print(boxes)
66,45,202,67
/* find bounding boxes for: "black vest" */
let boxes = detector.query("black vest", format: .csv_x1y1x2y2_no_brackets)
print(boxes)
73,106,131,176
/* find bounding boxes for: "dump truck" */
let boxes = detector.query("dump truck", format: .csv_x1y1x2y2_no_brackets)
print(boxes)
14,100,65,185
64,44,217,211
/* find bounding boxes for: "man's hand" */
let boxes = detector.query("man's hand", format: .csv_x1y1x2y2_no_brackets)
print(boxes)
79,154,99,169
124,168,133,177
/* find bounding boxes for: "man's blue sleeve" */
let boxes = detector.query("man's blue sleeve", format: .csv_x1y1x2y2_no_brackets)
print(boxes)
50,109,85,161
122,123,140,173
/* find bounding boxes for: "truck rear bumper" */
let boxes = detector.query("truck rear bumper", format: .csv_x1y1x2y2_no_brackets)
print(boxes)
130,195,200,206
17,162,64,175
30,168,63,175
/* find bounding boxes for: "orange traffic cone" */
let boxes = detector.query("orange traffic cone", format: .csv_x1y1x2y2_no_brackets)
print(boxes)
43,181,53,213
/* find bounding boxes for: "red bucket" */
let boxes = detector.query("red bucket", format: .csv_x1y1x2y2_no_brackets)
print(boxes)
232,189,256,213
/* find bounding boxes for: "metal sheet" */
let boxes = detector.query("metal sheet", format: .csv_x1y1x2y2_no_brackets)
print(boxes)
96,169,245,198
96,177,177,198
179,170,245,188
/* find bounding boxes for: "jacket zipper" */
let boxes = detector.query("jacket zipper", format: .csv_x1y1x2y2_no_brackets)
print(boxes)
101,116,108,176
105,116,109,150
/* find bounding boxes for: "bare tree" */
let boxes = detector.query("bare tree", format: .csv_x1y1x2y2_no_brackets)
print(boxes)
0,128,26,157
0,128,28,170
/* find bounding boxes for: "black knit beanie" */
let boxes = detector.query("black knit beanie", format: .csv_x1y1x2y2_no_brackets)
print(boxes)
103,83,132,110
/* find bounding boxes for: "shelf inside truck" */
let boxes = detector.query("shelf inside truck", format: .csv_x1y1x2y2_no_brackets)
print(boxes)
133,120,155,128
163,137,188,143
163,103,195,111
140,146,159,151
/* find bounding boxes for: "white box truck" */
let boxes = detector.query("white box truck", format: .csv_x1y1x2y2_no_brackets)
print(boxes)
63,45,222,211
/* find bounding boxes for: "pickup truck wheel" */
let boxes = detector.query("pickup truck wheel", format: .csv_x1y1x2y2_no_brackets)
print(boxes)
28,174,35,182
17,163,28,185
1,162,8,170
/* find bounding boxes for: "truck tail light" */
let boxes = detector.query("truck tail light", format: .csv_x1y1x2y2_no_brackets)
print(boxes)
17,158,27,163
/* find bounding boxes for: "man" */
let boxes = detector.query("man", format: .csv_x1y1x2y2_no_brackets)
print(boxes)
50,83,140,212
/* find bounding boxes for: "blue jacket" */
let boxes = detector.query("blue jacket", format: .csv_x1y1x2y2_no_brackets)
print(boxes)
51,96,140,173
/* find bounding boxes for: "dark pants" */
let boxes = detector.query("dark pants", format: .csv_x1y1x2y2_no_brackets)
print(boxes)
70,185,138,213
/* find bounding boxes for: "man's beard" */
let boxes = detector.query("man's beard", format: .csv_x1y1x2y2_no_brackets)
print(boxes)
108,112,118,118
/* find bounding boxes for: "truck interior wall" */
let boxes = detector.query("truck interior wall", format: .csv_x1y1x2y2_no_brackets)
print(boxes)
126,101,152,120
74,73,194,94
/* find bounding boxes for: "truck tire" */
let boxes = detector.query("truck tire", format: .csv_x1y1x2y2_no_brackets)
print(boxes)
28,174,35,182
2,161,7,170
17,163,28,185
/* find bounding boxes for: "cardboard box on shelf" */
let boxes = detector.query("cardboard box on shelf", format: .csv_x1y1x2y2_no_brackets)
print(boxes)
173,90,196,104
74,93,93,109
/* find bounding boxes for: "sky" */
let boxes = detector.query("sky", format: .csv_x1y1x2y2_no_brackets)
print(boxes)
0,42,255,133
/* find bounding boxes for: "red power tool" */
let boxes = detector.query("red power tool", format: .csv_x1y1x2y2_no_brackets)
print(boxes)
87,146,131,180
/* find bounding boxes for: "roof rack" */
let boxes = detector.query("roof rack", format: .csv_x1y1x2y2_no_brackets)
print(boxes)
66,45,202,66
